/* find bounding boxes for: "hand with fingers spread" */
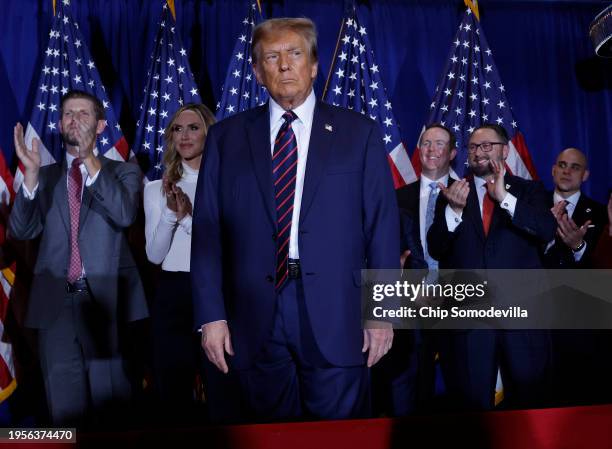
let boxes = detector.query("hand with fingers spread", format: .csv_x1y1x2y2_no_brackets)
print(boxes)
201,321,234,374
14,123,41,192
173,185,193,221
439,178,470,214
557,214,590,251
362,321,393,367
485,159,508,203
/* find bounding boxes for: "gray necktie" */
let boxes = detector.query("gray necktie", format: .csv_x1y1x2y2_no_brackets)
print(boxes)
424,181,439,269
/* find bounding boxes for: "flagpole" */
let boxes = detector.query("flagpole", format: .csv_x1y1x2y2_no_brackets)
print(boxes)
256,0,262,15
167,0,176,20
53,0,56,16
322,15,346,98
464,0,480,21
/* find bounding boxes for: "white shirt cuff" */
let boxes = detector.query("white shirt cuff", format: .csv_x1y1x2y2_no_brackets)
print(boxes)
21,183,39,200
178,215,192,235
85,168,100,187
445,204,463,232
500,192,517,218
573,242,587,261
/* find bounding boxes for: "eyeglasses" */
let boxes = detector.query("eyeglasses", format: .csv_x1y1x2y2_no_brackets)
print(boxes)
467,142,505,153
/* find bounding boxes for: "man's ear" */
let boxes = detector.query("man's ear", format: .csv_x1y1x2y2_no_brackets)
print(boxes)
449,148,457,161
582,169,590,183
95,119,106,135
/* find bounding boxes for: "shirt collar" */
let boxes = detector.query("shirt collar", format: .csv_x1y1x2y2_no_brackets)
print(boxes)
420,173,449,190
65,148,100,169
269,89,316,129
474,176,488,190
554,190,581,207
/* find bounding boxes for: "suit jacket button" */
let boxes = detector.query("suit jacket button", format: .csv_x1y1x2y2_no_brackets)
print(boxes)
266,275,274,282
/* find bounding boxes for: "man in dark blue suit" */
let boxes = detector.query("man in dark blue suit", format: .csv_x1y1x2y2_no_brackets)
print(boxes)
191,18,399,422
427,124,556,410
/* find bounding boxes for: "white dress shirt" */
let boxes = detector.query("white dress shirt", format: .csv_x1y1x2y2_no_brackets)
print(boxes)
268,89,316,259
144,162,197,272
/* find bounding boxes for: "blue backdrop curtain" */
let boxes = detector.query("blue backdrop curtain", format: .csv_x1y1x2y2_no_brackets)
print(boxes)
0,0,610,201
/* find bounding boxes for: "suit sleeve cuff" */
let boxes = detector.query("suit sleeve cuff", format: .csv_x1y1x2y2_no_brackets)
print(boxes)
85,167,101,187
21,183,39,200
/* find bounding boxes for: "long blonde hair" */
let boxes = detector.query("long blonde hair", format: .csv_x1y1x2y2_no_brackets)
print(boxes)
162,103,216,186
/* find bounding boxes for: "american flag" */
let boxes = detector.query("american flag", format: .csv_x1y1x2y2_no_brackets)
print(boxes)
413,3,537,180
215,2,267,120
0,150,15,405
15,0,129,192
323,7,416,189
133,1,202,181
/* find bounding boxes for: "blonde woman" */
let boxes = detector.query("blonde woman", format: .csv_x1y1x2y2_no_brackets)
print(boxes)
143,103,215,416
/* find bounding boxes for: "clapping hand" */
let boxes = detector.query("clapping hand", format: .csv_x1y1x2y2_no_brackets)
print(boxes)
14,123,41,192
486,159,507,203
439,179,469,214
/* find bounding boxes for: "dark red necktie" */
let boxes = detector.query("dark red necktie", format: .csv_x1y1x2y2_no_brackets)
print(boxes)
67,158,83,283
273,111,298,291
482,185,494,237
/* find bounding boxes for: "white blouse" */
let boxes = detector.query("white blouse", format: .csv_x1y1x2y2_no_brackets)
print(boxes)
144,162,198,272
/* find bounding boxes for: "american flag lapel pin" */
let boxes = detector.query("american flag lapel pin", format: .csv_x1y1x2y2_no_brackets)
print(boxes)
325,124,333,132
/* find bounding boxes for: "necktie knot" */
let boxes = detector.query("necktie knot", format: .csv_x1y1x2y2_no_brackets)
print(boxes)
282,110,297,124
429,181,438,193
72,158,82,169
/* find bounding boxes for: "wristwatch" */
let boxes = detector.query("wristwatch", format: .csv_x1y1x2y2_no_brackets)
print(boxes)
572,240,586,252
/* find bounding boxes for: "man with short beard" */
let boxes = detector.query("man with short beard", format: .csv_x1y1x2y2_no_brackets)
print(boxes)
427,124,556,410
9,90,147,426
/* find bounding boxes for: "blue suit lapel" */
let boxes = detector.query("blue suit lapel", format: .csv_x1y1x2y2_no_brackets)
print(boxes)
246,104,276,227
299,101,334,225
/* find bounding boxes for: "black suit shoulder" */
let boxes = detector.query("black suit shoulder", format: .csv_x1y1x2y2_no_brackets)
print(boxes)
396,180,420,211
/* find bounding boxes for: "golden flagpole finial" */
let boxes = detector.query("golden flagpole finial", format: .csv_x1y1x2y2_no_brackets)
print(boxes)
167,0,176,20
464,0,480,21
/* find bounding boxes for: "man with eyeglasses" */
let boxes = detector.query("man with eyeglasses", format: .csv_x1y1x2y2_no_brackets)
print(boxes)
544,148,609,406
427,124,556,410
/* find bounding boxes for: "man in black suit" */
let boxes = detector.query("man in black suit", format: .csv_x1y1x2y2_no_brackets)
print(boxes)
379,124,457,414
544,148,610,405
427,124,556,410
544,148,607,268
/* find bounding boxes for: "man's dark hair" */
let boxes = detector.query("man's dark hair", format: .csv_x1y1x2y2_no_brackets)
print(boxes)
423,123,457,150
473,123,509,144
60,90,105,121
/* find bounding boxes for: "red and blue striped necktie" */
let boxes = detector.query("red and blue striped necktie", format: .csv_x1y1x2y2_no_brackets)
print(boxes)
273,110,298,291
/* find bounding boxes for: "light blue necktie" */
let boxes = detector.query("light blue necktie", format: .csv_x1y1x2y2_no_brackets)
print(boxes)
424,181,439,269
